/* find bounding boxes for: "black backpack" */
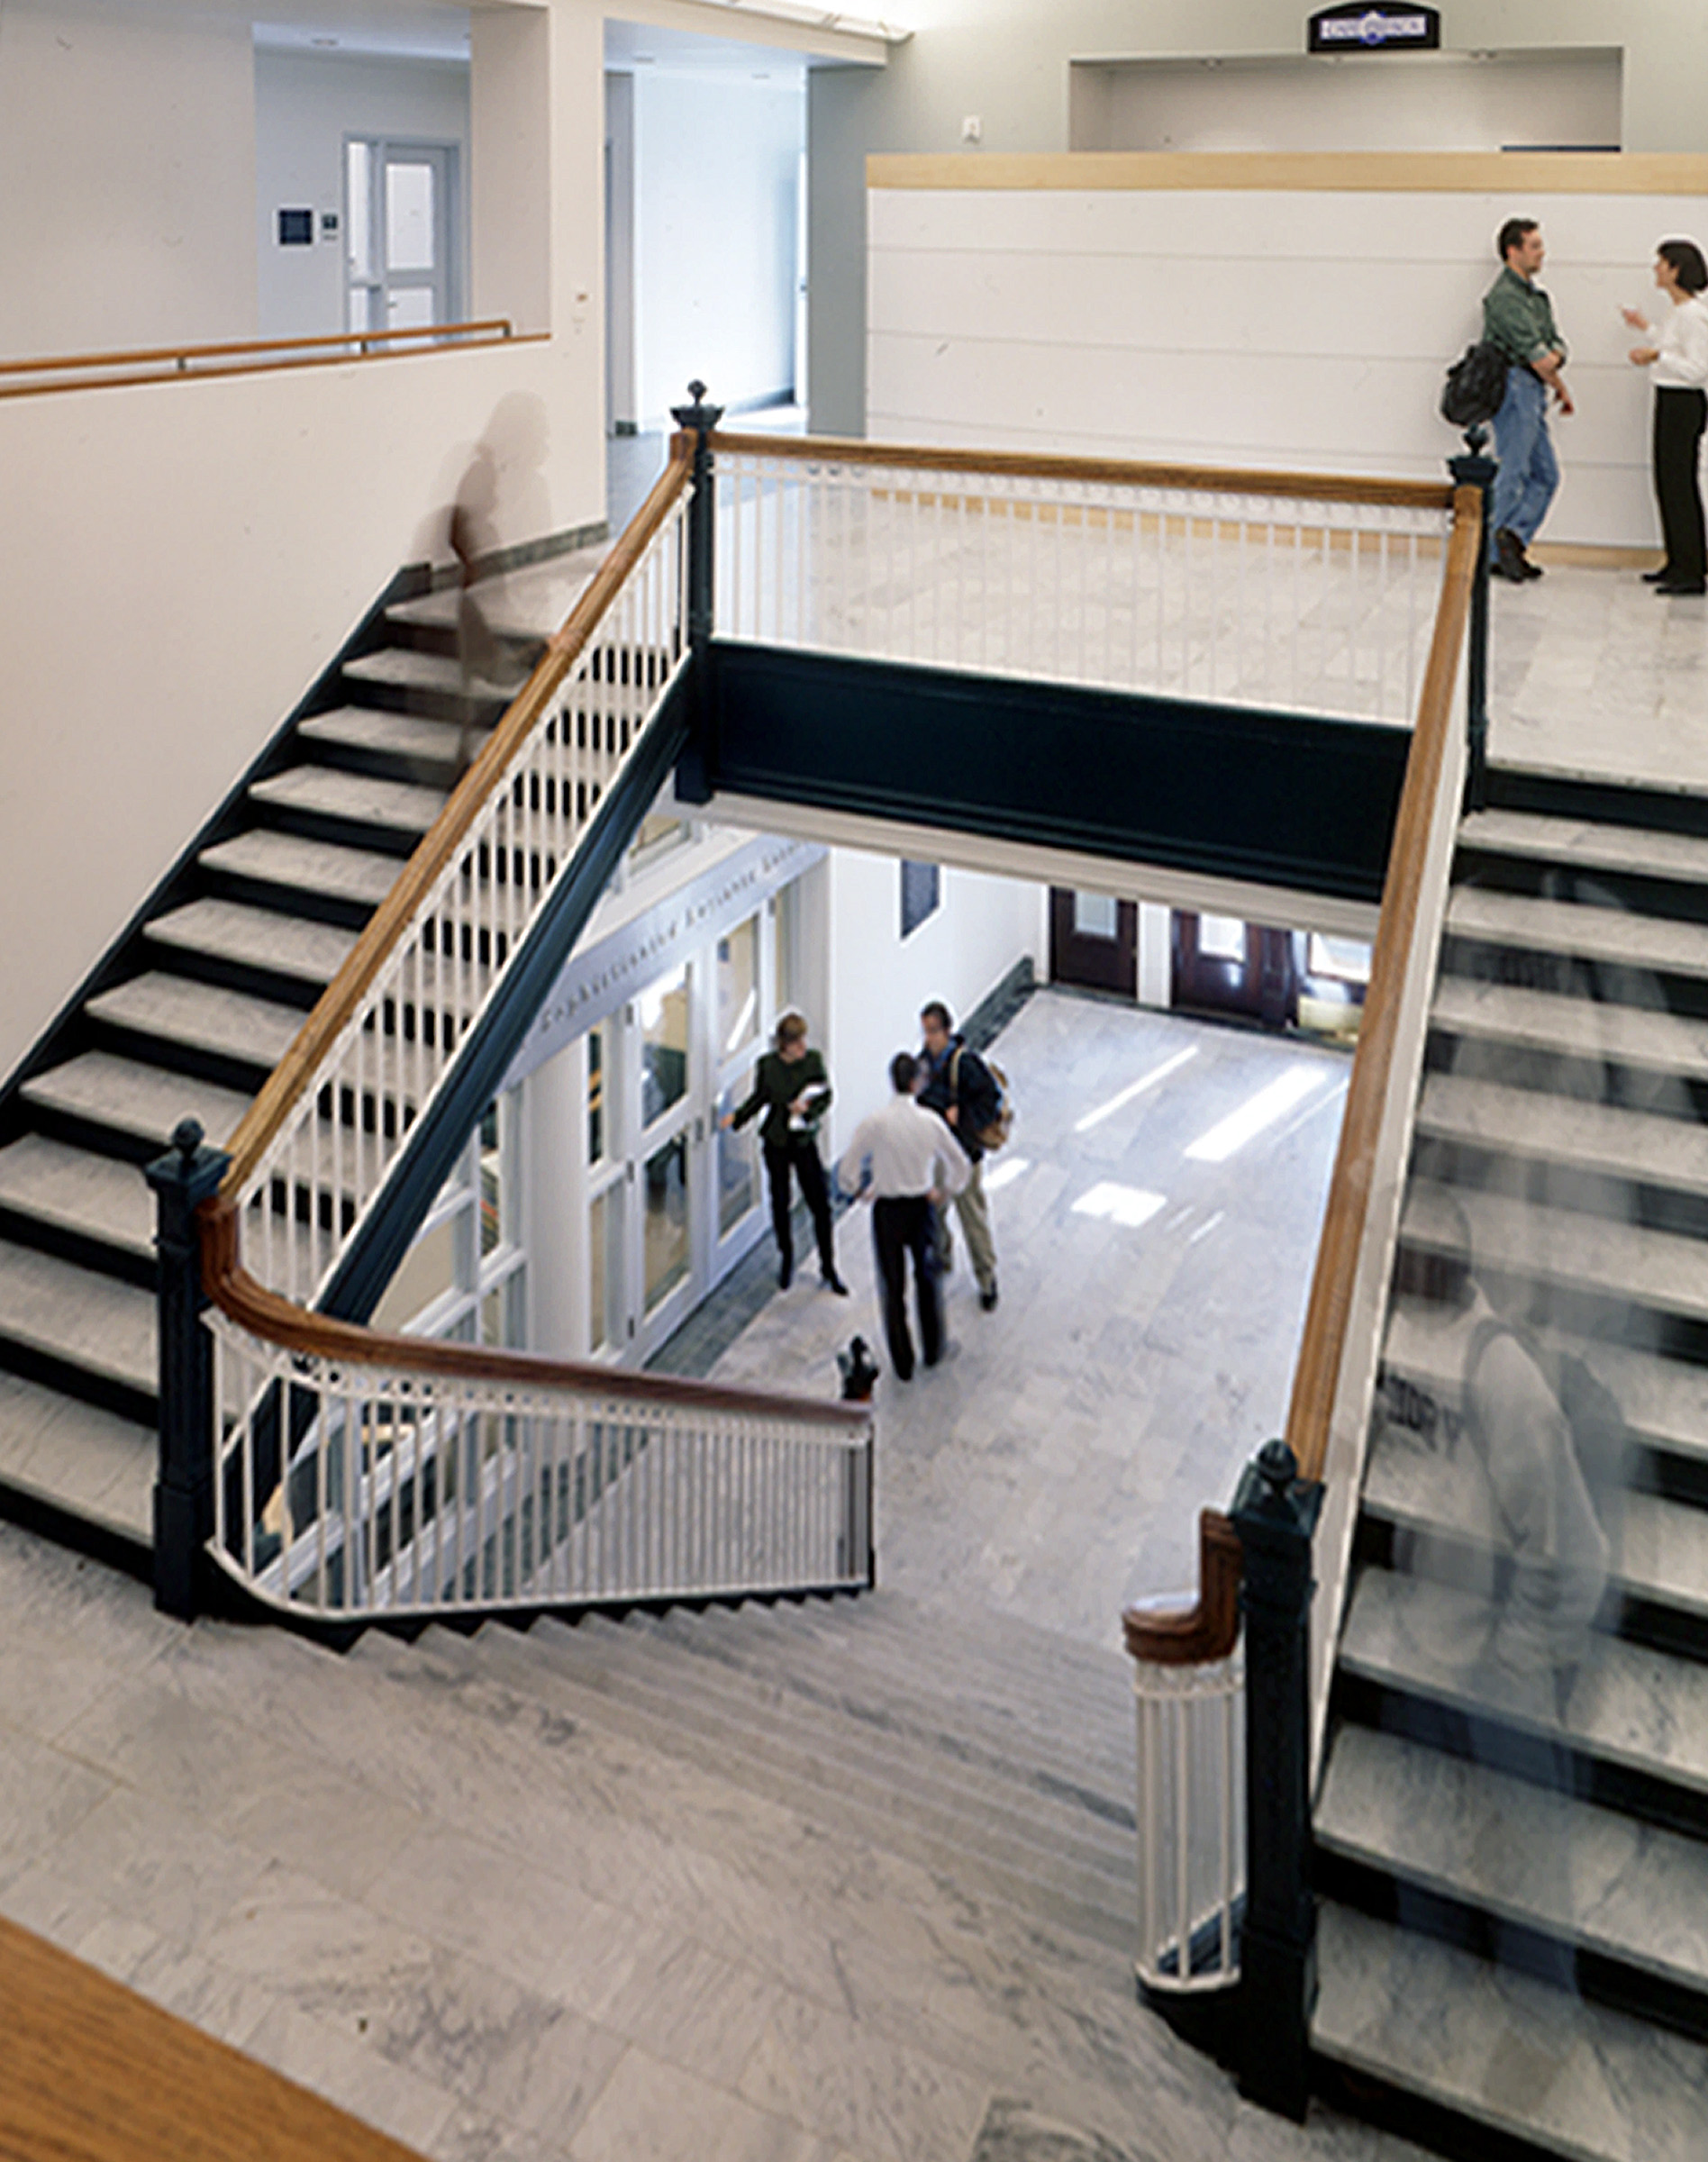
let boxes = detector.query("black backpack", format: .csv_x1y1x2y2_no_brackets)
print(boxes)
1440,341,1510,429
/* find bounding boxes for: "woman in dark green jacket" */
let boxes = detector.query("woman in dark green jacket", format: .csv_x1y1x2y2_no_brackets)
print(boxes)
722,1012,847,1294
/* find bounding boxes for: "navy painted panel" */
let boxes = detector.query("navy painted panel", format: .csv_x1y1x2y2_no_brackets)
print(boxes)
704,644,1408,905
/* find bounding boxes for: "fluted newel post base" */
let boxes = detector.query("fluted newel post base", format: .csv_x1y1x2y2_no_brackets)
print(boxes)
1232,1438,1324,2122
146,1118,231,1621
1449,431,1497,813
671,378,724,804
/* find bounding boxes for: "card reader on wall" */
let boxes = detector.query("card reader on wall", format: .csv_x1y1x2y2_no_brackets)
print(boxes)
277,207,313,246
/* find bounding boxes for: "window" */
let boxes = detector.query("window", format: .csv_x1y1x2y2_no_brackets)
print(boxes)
901,860,940,940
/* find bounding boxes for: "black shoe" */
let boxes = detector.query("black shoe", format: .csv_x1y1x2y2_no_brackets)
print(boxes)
777,1258,793,1290
822,1270,849,1296
978,1284,999,1313
1521,556,1544,580
1642,567,1675,584
1657,579,1707,595
1494,526,1529,582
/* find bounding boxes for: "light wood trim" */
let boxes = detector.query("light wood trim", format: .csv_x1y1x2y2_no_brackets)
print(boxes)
868,150,1708,195
713,431,1455,511
218,444,693,1200
0,322,533,401
1122,1509,1241,1667
1284,484,1481,1485
199,1200,871,1433
0,1912,424,2162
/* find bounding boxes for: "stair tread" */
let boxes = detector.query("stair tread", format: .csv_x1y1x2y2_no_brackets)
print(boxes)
86,973,303,1070
386,567,594,641
1402,1177,1708,1324
0,1138,152,1258
1365,1413,1708,1622
0,1243,154,1394
342,649,518,698
250,765,446,834
1431,974,1708,1074
0,1372,152,1543
1461,808,1708,887
1416,1071,1708,1196
1340,1565,1708,1796
1318,1723,1708,1998
1313,1900,1708,2162
146,898,357,985
21,1052,252,1151
299,706,485,765
199,829,402,908
1446,886,1708,980
1383,1298,1708,1464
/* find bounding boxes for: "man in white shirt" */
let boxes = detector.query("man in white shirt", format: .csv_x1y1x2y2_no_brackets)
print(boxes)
837,1052,972,1380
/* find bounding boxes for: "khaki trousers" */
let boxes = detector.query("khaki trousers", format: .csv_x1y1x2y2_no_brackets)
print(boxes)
932,1159,997,1295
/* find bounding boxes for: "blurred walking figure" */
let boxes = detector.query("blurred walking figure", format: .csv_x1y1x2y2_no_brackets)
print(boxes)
722,1012,846,1294
1624,238,1708,597
837,1053,970,1381
448,444,504,776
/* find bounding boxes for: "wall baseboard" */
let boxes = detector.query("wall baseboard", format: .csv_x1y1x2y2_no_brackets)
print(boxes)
1527,541,1664,571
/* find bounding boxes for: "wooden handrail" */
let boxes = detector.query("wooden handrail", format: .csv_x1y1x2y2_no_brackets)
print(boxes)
198,1198,869,1431
1283,484,1482,1485
217,441,693,1201
0,320,522,400
1122,1509,1242,1665
711,429,1457,513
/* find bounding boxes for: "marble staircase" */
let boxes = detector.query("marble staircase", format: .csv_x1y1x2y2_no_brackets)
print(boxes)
0,587,541,1568
1310,777,1708,2158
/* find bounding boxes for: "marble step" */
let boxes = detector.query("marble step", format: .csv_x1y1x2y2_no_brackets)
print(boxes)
387,571,590,643
1383,1299,1708,1469
86,973,304,1076
1430,974,1708,1081
298,705,487,771
474,1617,1135,1956
552,1607,1137,1862
1459,808,1708,890
1339,1565,1708,1803
249,764,446,840
639,1597,1138,1794
144,898,357,990
0,1242,156,1403
1318,1722,1708,2005
1415,1072,1708,1199
198,829,402,913
0,1372,152,1549
21,1051,253,1155
1401,1178,1708,1330
0,1137,152,1261
1364,1415,1708,1627
1445,886,1708,985
1313,1899,1708,2162
341,648,516,715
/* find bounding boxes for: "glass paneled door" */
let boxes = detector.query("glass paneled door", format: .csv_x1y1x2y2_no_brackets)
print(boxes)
345,140,460,333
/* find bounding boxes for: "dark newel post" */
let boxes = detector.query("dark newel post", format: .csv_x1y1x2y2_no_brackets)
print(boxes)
1448,425,1496,813
1232,1438,1324,2121
671,377,724,805
145,1117,231,1621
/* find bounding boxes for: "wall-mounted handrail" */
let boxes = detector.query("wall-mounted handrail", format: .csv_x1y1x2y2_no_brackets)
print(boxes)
1283,486,1481,1485
0,319,525,400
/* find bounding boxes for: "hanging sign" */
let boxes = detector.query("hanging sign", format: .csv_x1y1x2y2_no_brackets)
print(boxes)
1307,5,1440,52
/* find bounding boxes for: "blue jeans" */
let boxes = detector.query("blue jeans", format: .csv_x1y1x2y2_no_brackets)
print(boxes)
1489,365,1558,554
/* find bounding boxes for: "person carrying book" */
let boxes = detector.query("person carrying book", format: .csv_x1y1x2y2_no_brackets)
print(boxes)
722,1011,847,1294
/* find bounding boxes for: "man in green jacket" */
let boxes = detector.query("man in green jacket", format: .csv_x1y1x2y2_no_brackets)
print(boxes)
1483,217,1574,582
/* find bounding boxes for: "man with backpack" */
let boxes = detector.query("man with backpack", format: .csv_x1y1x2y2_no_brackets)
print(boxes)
1483,217,1575,583
917,1000,1004,1313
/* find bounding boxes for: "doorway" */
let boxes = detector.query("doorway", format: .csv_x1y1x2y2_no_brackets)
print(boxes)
1049,888,1138,999
1171,913,1295,1030
345,138,461,332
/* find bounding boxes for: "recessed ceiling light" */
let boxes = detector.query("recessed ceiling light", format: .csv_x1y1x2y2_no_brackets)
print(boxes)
311,33,338,46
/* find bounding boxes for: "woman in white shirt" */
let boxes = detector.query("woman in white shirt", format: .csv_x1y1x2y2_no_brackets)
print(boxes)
1624,238,1708,595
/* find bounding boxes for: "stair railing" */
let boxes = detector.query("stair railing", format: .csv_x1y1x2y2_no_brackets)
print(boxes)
1121,480,1482,2117
711,433,1458,725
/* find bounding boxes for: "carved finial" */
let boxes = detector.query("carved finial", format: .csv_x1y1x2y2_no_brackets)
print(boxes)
687,378,706,403
1257,1438,1298,1494
171,1117,205,1164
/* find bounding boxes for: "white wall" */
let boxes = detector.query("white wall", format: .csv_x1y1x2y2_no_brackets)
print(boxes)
868,176,1703,547
1069,50,1621,154
631,69,803,422
0,0,256,358
255,49,471,342
820,851,1042,1149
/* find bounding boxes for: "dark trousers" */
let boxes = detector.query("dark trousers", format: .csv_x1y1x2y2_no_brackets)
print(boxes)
871,1195,941,1381
1654,386,1707,584
763,1139,836,1276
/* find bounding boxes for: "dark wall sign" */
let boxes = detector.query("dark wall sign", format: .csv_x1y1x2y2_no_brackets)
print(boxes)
1308,5,1441,52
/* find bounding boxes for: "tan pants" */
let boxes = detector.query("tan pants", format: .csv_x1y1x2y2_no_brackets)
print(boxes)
933,1159,997,1295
